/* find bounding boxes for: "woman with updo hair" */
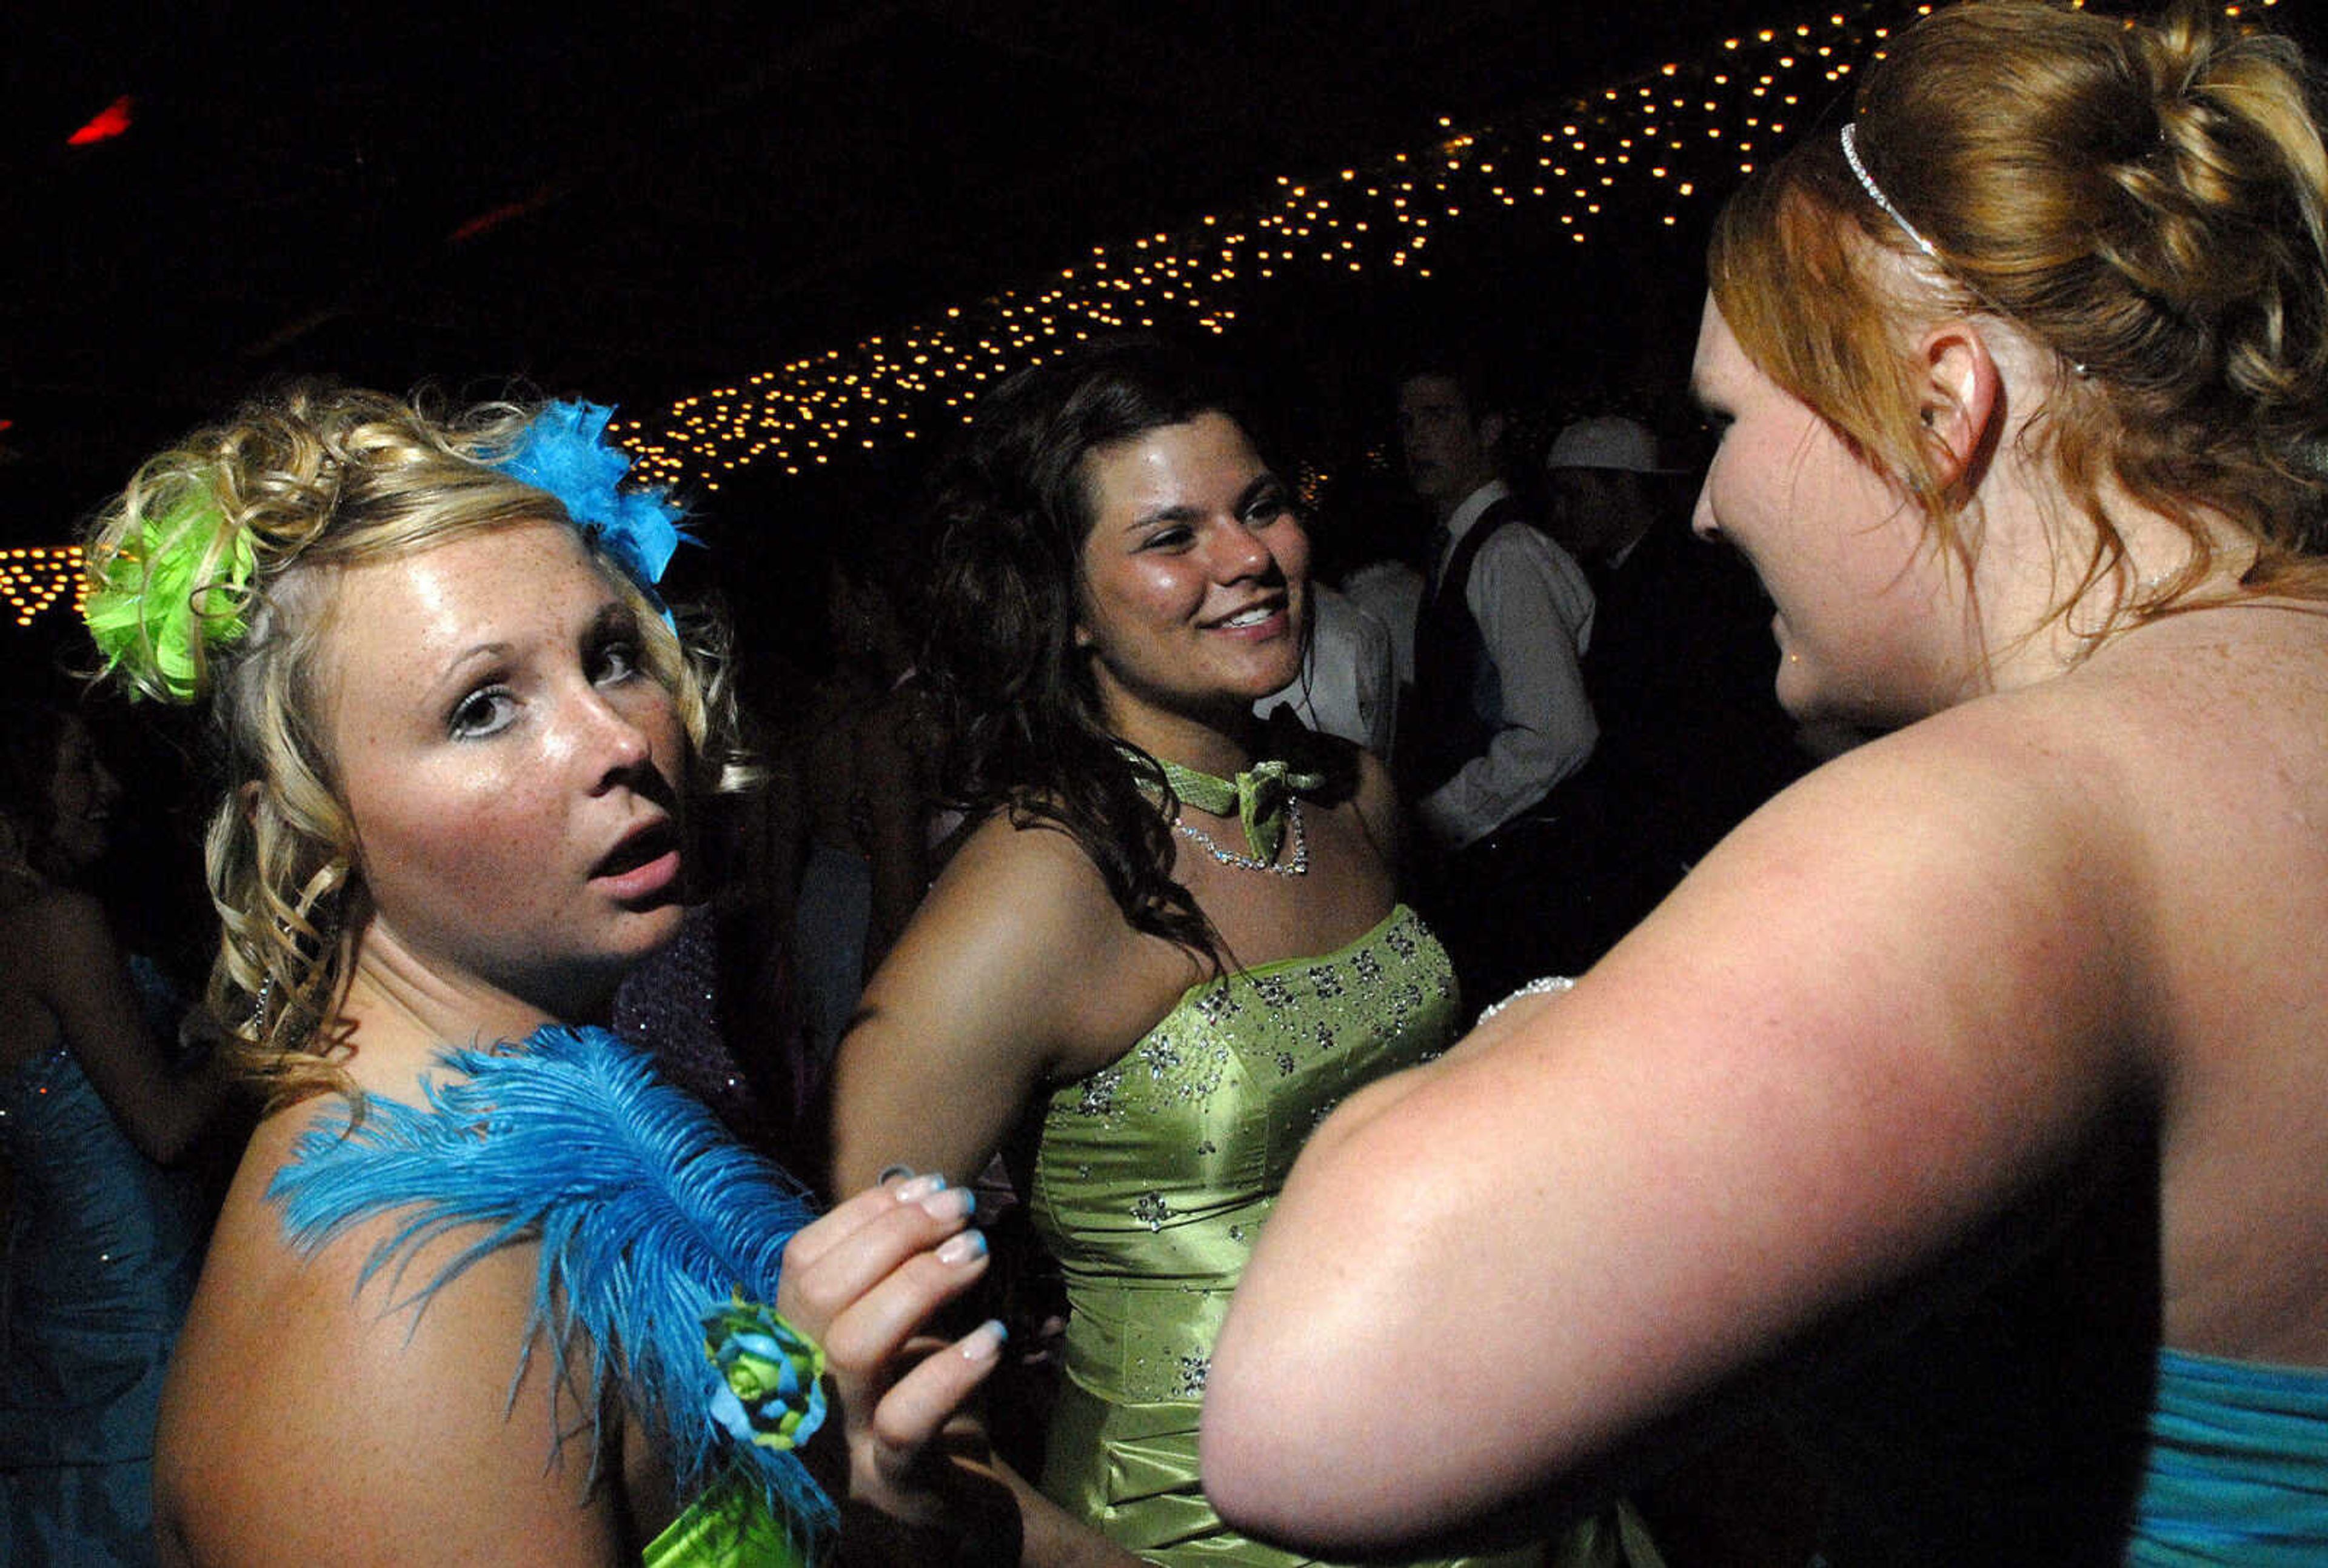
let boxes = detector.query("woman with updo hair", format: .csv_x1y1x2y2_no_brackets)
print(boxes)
82,384,1018,1565
1204,4,2328,1563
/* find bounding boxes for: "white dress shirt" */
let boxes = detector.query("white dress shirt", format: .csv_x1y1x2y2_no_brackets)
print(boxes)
1340,558,1425,693
1416,479,1599,849
1258,583,1398,758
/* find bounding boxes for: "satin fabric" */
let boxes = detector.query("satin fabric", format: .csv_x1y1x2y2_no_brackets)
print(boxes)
644,1473,808,1568
1,1044,207,1566
1030,906,1582,1566
2132,1347,2328,1563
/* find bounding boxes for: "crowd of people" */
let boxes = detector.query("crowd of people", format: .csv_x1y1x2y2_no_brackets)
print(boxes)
4,3,2326,1563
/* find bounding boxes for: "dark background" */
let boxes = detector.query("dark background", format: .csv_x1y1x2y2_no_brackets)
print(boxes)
5,1,2317,650
2,3,1801,529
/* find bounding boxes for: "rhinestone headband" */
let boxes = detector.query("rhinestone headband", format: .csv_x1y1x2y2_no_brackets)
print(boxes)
1839,121,1938,260
1838,121,2087,378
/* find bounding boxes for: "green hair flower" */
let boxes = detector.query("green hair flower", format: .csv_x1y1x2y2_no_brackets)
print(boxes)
84,483,257,704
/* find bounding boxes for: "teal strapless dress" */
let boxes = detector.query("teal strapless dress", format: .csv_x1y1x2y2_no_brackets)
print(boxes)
1,1043,207,1567
2132,1346,2328,1563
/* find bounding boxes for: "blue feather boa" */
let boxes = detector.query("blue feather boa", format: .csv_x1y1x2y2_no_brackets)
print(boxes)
269,1024,835,1544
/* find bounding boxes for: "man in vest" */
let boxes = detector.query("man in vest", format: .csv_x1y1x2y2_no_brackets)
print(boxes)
1394,367,1599,1006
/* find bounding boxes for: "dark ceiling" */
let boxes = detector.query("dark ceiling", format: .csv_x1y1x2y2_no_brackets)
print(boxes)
2,1,1756,536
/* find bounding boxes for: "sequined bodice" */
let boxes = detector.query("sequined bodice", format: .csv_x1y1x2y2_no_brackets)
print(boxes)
1027,904,1457,1405
2,1042,207,1476
1,1044,204,1335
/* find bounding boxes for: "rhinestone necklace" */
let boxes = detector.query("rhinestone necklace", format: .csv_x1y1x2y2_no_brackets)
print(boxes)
1174,798,1308,876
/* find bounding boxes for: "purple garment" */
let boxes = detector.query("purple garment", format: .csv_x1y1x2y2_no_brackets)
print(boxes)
614,904,798,1158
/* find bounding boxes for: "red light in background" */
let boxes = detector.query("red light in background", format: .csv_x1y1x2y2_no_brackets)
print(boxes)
68,96,135,147
448,187,553,245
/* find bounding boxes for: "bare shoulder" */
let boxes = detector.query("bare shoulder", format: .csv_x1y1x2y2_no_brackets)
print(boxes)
1654,696,2143,1024
941,803,1118,896
159,1105,631,1564
906,807,1152,981
15,884,116,974
835,806,1195,1187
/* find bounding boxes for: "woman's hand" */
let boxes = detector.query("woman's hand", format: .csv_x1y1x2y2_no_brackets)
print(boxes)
780,1173,1018,1556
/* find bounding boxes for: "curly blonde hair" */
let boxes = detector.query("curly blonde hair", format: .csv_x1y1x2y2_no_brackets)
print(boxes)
83,383,743,1106
1710,0,2328,645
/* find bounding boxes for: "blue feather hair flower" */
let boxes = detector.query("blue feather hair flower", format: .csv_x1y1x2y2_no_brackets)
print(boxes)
492,401,694,618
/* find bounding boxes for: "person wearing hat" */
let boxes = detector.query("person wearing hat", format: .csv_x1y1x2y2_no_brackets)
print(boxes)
1543,415,1687,569
1544,413,1805,966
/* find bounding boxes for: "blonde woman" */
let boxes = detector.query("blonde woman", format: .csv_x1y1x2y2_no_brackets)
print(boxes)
84,387,1012,1566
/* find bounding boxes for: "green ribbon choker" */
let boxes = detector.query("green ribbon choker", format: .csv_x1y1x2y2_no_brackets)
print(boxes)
1151,755,1324,864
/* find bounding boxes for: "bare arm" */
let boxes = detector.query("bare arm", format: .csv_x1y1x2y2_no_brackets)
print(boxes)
823,839,1164,1564
35,887,234,1165
1203,725,2146,1551
830,814,1182,1194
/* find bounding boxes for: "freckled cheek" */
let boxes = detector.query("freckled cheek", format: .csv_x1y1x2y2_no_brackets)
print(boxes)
364,769,561,915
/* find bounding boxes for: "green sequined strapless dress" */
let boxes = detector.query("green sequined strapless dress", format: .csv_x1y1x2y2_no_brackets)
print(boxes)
1028,906,1648,1567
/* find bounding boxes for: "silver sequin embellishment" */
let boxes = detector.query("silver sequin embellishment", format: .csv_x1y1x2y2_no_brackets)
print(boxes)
1176,1355,1211,1396
1076,1066,1122,1118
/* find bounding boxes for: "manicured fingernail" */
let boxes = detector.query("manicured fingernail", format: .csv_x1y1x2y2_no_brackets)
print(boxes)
962,1319,1007,1361
935,1229,988,1266
876,1164,915,1186
894,1172,948,1203
918,1185,974,1221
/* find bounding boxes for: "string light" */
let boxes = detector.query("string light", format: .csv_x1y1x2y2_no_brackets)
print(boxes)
0,0,2277,585
0,546,83,628
618,2,1944,489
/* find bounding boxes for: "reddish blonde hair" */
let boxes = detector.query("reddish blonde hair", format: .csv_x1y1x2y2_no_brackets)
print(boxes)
1710,0,2328,637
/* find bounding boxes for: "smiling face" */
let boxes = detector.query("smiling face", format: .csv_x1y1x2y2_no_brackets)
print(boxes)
1689,295,1969,728
323,520,687,1019
1074,411,1310,750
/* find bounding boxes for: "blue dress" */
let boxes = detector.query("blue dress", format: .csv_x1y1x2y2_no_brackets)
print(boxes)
0,1044,207,1567
2131,1347,2328,1563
